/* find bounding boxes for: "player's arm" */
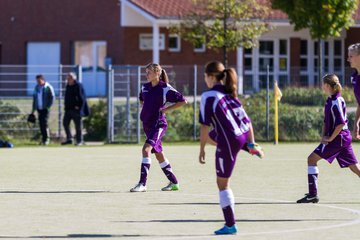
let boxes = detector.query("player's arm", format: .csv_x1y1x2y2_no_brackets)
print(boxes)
354,104,360,139
199,124,209,164
161,100,187,113
322,124,345,143
247,122,255,143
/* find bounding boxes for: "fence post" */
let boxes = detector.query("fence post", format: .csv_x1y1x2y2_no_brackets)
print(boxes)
126,68,131,142
266,65,270,141
107,65,114,143
193,64,197,141
58,64,63,139
137,66,141,144
77,65,83,83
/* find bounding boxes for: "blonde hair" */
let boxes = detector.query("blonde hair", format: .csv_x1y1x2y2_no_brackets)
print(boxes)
145,63,169,83
348,43,360,55
323,74,342,93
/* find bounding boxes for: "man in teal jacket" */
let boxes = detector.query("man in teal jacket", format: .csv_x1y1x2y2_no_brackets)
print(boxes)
31,74,55,145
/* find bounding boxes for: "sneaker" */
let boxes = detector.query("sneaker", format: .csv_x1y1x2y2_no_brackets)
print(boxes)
39,140,50,146
161,182,179,191
214,225,238,235
130,183,147,192
75,142,84,146
296,193,319,203
61,140,73,145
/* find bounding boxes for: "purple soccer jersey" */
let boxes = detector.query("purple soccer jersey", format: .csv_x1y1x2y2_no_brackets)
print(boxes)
323,93,348,137
139,81,185,153
199,85,251,177
351,71,360,105
313,92,358,167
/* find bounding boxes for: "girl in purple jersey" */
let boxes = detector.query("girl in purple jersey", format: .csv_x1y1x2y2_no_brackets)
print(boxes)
297,74,360,204
130,63,187,192
348,43,360,139
199,61,263,235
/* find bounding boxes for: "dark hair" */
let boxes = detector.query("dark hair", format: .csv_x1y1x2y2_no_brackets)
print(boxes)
205,61,238,98
145,63,169,83
323,74,342,93
36,74,44,80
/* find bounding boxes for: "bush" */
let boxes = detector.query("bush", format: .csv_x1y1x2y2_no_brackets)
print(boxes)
0,100,24,141
165,103,198,141
83,100,107,141
280,87,356,106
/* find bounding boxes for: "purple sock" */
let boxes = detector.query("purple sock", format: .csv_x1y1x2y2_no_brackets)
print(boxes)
222,206,235,227
220,189,236,227
139,157,151,185
160,160,178,184
308,166,319,197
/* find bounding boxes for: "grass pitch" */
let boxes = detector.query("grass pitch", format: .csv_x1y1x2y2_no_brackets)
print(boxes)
1,143,360,239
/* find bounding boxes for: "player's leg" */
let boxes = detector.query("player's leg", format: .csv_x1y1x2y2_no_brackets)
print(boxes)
154,151,179,191
73,111,83,145
214,141,241,235
214,177,237,235
130,142,153,192
297,152,321,203
62,111,73,144
38,109,50,145
349,164,360,177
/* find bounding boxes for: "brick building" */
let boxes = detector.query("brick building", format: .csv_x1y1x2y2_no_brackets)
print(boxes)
0,0,359,95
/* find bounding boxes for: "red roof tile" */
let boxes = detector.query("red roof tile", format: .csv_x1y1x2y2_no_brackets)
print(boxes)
129,0,359,21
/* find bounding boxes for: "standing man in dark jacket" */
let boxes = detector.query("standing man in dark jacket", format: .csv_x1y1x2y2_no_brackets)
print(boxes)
61,72,89,146
32,74,55,145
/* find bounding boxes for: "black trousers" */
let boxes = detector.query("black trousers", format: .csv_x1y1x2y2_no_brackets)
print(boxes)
37,109,50,143
63,109,83,143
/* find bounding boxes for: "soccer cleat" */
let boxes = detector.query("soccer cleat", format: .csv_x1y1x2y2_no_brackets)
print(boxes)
296,193,319,203
161,182,179,191
214,225,238,235
247,143,264,159
130,183,147,192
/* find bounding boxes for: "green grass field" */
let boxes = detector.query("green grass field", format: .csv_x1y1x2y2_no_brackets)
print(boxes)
1,143,360,239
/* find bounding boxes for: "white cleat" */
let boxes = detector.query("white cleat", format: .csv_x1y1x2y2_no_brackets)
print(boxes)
130,183,147,192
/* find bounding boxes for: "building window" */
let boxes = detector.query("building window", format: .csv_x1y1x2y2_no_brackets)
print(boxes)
260,41,274,55
168,34,181,52
279,39,287,71
259,41,274,71
194,42,206,52
244,48,252,71
74,41,107,71
279,39,287,55
139,33,165,50
334,40,342,72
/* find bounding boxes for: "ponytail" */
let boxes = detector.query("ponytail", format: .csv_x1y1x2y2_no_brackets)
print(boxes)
205,61,238,98
323,74,342,93
160,69,169,83
224,68,238,98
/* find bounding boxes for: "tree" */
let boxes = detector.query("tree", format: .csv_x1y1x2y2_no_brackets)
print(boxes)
172,0,271,67
272,0,358,83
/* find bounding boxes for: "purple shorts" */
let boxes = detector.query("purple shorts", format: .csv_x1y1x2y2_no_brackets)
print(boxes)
143,124,167,153
210,129,249,178
313,132,358,168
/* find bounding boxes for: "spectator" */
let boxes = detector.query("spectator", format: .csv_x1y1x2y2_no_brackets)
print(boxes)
61,72,89,146
31,74,55,145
